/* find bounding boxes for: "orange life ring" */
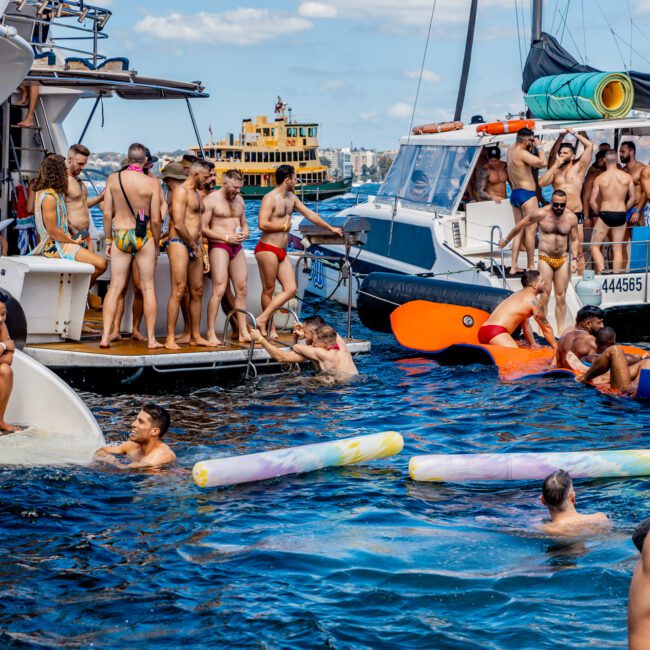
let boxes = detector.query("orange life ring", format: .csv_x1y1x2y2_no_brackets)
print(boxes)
476,119,536,135
412,120,464,135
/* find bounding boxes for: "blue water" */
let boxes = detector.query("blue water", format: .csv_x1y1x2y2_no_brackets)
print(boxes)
3,185,649,647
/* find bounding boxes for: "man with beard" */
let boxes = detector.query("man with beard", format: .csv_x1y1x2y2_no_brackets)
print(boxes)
555,305,605,368
476,146,509,202
539,129,593,274
500,189,579,331
581,150,608,226
620,141,648,268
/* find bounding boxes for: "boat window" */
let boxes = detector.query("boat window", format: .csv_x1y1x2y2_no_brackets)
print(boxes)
300,127,306,137
263,152,269,163
363,217,435,268
244,153,250,162
377,144,477,214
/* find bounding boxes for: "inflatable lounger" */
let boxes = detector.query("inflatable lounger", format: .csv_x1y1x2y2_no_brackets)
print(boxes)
410,449,650,483
193,431,404,488
390,300,650,398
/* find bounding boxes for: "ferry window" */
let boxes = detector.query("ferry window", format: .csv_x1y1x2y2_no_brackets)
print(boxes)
308,128,315,137
263,152,269,163
244,153,250,162
311,150,316,160
281,152,286,162
363,218,435,268
300,127,306,137
377,144,477,214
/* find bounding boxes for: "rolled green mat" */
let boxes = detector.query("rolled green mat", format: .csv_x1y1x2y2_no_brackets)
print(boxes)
524,72,634,120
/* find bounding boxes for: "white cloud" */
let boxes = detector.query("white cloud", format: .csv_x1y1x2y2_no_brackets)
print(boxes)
298,2,338,18
134,9,312,46
359,110,378,121
387,101,413,119
635,0,650,11
404,69,440,83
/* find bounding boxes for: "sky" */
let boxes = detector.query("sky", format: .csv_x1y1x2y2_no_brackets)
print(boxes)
64,0,650,154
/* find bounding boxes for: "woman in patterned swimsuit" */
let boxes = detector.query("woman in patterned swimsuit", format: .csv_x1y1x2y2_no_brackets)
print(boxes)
30,155,107,283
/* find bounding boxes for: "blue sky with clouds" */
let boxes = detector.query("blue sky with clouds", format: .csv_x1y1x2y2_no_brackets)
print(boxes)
66,0,650,154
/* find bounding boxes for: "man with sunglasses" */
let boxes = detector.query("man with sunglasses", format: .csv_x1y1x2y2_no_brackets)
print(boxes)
506,128,547,274
500,189,579,332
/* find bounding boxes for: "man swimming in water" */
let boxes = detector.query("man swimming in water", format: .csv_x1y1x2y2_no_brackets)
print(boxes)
540,469,609,535
255,164,342,338
477,270,557,350
629,517,650,650
93,403,175,468
555,305,605,367
500,189,579,331
0,295,18,433
101,143,162,349
589,150,636,272
506,128,547,273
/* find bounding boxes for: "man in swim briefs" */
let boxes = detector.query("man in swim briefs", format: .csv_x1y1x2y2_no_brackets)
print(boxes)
255,164,342,338
539,129,592,274
589,150,636,272
165,159,213,350
620,141,648,268
555,305,605,367
476,270,557,350
202,169,249,345
93,403,175,468
629,517,650,650
250,323,358,376
500,189,579,331
0,295,18,433
506,128,547,273
101,143,162,349
476,146,509,202
581,150,607,226
540,469,609,535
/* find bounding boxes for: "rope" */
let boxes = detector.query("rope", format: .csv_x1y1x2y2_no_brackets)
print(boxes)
594,0,628,70
514,0,524,75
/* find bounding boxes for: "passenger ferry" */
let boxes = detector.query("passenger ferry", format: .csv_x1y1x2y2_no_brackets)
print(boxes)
190,99,352,201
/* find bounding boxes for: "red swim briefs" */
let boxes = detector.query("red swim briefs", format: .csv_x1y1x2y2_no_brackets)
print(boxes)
254,241,287,263
477,324,509,344
209,240,242,260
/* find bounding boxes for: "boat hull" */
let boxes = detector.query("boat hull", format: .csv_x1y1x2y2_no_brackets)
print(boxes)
234,179,352,201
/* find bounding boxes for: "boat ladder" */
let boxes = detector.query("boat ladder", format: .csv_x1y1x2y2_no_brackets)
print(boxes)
489,224,507,289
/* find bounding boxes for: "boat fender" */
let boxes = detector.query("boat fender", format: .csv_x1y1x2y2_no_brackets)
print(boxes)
193,430,404,488
476,119,536,136
412,121,464,135
0,289,26,350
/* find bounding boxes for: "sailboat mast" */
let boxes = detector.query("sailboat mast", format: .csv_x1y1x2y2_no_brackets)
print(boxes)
453,0,478,122
531,0,543,43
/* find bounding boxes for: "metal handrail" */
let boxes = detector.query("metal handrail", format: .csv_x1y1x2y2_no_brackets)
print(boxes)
489,224,507,288
221,308,257,379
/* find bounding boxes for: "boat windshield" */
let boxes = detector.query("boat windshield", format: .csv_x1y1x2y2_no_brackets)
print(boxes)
377,144,477,213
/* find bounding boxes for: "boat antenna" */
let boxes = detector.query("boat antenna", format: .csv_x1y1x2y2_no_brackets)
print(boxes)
453,0,478,122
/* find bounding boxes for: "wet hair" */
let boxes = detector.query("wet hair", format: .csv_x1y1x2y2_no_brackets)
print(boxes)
68,143,90,157
559,142,576,155
595,326,616,350
142,403,170,438
303,315,325,328
517,127,534,142
552,189,567,199
633,517,650,552
182,154,199,164
486,147,501,160
576,305,605,325
595,150,607,162
34,154,68,193
620,140,636,153
521,269,540,288
190,160,211,174
276,164,295,185
314,325,337,347
0,293,8,304
223,169,243,182
127,143,147,163
542,469,573,509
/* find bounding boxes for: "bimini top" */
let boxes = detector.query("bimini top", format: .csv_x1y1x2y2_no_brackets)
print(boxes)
25,68,208,100
402,115,650,148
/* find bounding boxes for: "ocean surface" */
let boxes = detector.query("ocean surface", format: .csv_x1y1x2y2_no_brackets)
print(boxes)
2,186,649,648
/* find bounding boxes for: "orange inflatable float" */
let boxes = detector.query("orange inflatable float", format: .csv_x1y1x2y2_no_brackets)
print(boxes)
476,119,536,136
390,300,650,396
412,121,464,135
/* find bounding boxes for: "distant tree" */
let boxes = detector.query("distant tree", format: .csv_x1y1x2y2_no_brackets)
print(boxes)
319,157,331,168
377,155,393,179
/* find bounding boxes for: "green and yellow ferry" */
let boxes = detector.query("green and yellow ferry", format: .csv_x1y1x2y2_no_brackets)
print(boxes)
191,99,352,200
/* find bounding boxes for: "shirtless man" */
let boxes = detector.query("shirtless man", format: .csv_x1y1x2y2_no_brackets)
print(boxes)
476,146,509,202
506,128,547,273
620,141,648,268
555,305,604,368
202,169,249,345
629,517,650,650
500,189,579,331
540,470,609,535
93,404,175,469
165,159,213,350
251,324,358,376
476,270,557,349
581,150,607,226
589,150,636,272
255,164,342,338
0,295,18,433
540,130,593,275
100,143,162,349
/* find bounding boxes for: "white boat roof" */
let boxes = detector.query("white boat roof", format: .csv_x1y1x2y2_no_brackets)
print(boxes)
402,115,650,147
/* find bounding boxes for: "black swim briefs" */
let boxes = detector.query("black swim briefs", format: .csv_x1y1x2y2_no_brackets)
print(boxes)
599,211,626,228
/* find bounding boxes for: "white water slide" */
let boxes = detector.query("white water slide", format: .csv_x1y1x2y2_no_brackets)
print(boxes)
0,350,104,465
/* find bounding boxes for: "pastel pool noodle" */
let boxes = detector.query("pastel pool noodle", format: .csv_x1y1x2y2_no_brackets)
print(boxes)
409,449,650,483
193,431,404,488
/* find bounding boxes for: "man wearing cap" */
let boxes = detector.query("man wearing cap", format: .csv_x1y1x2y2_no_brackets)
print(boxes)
476,146,509,203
